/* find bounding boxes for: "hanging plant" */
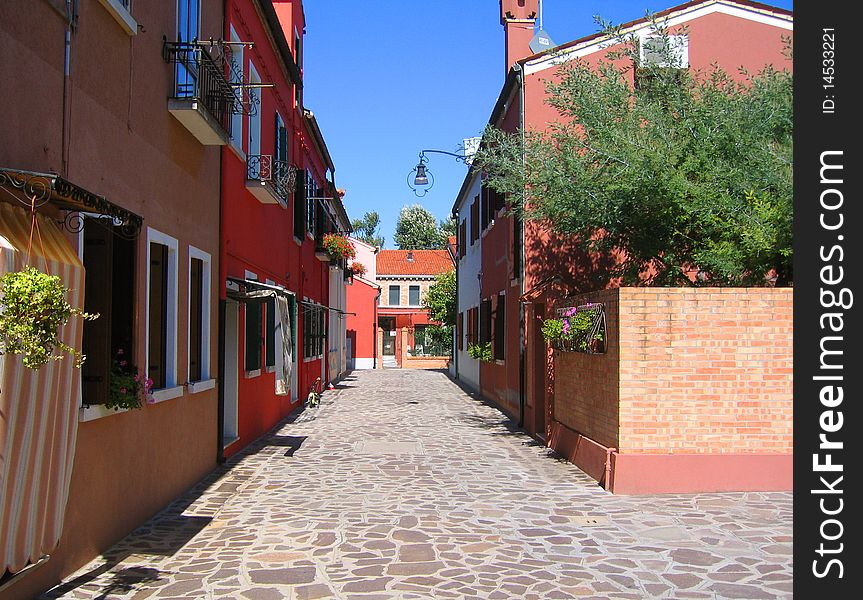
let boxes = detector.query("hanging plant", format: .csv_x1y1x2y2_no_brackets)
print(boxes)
321,233,356,261
467,341,493,362
350,261,367,277
106,348,154,410
0,267,98,369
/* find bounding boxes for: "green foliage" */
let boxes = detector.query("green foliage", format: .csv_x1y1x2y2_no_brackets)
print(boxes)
473,21,793,286
0,267,98,369
394,204,449,250
541,306,605,353
467,341,493,362
439,215,457,240
106,348,152,410
412,324,453,357
422,270,456,327
351,211,385,248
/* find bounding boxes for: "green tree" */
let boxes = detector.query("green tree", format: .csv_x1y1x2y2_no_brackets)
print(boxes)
393,204,449,250
439,215,457,241
422,269,456,327
473,23,793,286
351,211,385,248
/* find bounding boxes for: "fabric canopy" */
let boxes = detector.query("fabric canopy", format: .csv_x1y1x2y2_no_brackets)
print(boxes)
0,202,84,574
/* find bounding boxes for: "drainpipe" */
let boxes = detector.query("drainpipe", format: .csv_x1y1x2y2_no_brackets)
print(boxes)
61,0,78,176
514,63,527,428
373,287,381,368
604,447,617,491
453,210,459,379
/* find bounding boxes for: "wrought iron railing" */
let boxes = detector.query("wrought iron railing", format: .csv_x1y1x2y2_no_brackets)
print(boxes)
163,39,236,138
246,155,296,206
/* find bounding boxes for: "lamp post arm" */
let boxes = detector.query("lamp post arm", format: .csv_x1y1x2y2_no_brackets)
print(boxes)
418,149,469,164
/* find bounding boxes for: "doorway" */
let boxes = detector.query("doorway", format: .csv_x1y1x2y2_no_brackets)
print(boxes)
379,317,396,356
223,300,239,447
533,303,547,441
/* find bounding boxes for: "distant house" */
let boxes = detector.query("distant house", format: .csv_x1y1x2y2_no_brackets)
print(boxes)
345,237,380,369
376,249,454,366
452,0,793,493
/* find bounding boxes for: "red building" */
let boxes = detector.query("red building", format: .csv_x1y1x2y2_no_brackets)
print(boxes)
376,250,454,367
220,0,350,459
345,238,381,370
453,0,793,492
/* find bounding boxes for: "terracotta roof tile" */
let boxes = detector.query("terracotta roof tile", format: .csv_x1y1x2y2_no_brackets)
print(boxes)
376,249,454,276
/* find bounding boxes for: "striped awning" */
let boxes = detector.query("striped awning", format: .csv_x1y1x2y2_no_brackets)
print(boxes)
0,202,84,575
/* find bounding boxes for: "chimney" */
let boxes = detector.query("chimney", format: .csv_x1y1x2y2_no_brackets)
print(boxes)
500,0,538,74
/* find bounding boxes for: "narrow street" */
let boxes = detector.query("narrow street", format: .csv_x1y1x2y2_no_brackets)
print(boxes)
45,369,792,599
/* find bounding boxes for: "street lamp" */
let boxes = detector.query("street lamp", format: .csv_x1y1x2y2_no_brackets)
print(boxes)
407,149,470,197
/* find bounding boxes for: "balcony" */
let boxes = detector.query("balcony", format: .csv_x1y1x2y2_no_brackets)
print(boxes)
246,155,296,208
163,39,235,145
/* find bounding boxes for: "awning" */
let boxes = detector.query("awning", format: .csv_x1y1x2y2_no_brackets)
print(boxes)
225,277,293,396
0,202,84,575
299,299,355,317
0,168,143,239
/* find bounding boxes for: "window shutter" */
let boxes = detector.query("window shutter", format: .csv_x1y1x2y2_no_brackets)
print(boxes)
189,258,204,381
81,221,113,405
294,169,306,239
148,242,169,389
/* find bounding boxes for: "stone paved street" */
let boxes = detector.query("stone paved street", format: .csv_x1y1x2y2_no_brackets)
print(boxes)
44,369,792,599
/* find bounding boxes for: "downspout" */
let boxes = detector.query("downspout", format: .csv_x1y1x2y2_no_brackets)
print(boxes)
373,287,381,368
61,0,78,176
514,63,527,428
453,209,459,379
216,6,228,465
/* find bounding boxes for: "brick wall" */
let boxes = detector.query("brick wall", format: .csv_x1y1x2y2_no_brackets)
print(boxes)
553,288,621,449
554,287,793,455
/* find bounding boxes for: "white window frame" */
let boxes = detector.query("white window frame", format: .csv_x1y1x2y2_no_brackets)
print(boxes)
146,227,182,402
187,246,214,392
96,0,138,36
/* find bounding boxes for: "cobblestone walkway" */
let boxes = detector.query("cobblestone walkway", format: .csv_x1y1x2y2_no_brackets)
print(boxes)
45,369,792,599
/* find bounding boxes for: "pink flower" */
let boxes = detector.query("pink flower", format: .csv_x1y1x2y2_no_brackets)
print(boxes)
117,348,124,355
134,374,140,382
120,360,127,366
120,387,127,394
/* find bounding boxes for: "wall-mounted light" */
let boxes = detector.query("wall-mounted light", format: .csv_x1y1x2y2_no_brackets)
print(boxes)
406,149,470,197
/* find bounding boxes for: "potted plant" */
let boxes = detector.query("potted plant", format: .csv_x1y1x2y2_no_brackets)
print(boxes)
467,341,493,362
321,233,356,262
541,304,605,353
106,348,154,410
0,267,98,369
350,261,367,278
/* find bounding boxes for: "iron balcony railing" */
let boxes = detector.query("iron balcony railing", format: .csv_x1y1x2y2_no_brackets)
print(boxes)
247,155,297,205
163,39,236,138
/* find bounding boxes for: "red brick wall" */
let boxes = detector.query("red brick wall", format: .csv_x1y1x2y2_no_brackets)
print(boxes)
553,287,793,455
552,289,621,449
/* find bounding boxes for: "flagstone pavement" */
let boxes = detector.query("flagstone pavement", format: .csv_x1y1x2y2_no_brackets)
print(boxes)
44,369,792,599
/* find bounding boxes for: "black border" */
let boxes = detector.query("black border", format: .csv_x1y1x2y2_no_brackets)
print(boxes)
793,1,860,595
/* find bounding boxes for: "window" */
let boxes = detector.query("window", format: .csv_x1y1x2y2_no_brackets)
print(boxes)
306,172,317,236
175,0,201,96
479,298,492,345
470,196,479,244
96,0,138,35
409,285,421,306
265,280,276,369
494,293,505,361
303,304,325,359
458,220,466,259
294,28,302,107
294,169,306,239
388,285,400,306
244,272,261,373
147,229,179,392
229,26,243,145
81,217,136,407
187,248,211,385
275,112,289,165
248,62,261,156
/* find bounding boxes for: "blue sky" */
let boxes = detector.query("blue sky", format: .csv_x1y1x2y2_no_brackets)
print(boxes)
302,0,793,247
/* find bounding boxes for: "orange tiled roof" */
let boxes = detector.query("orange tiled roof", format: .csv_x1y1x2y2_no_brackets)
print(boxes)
376,249,454,276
